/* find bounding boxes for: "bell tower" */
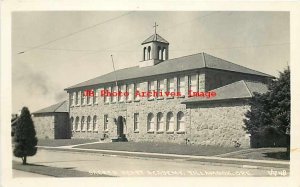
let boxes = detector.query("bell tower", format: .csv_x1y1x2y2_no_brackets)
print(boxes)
140,22,169,67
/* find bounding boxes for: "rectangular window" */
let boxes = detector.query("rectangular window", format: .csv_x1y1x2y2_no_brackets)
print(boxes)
112,86,117,103
188,74,198,95
178,76,185,96
93,88,99,104
119,85,126,102
148,81,155,99
126,84,133,102
134,83,140,101
70,93,74,106
157,79,164,99
134,113,139,132
81,91,85,105
104,115,108,131
77,92,80,105
104,87,110,104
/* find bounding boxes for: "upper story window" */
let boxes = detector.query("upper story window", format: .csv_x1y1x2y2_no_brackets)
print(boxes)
166,78,175,99
104,87,110,104
76,91,80,105
134,83,140,101
81,91,86,105
127,84,134,102
93,88,99,104
147,46,151,60
158,46,162,60
178,76,185,97
119,85,126,102
70,93,75,106
162,48,166,60
148,81,155,100
157,79,164,99
112,86,117,103
143,47,147,61
188,74,198,94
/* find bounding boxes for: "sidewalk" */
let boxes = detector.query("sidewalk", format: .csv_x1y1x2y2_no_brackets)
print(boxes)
37,145,290,169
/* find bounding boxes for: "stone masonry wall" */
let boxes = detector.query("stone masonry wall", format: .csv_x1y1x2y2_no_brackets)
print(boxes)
188,100,251,148
54,113,70,139
32,114,55,139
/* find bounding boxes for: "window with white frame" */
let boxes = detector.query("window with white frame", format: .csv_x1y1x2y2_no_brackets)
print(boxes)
70,117,74,131
134,83,140,101
81,91,86,105
104,87,110,104
81,116,85,131
178,76,185,96
157,79,164,99
112,86,117,103
157,112,164,132
87,116,92,131
148,81,155,99
93,88,99,104
76,92,80,105
134,113,139,132
166,78,175,97
147,113,155,132
93,115,98,132
188,74,198,94
177,111,185,132
119,85,126,102
70,93,74,106
126,84,133,101
87,91,92,105
166,112,174,132
104,115,108,131
75,117,80,131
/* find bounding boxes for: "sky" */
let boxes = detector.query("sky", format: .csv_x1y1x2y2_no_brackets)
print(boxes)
12,11,290,113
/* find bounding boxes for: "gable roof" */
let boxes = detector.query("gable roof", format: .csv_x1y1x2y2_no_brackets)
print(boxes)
142,34,169,44
182,80,269,104
65,52,273,90
33,100,69,114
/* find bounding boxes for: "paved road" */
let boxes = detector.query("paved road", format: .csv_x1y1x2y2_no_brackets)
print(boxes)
13,149,289,177
13,170,52,178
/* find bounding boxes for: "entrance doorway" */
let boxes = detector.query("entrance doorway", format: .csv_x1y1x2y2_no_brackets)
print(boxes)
116,116,127,141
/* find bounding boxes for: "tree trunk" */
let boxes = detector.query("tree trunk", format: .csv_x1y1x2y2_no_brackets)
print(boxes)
22,156,27,165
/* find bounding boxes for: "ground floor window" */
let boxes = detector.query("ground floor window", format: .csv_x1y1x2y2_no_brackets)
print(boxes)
166,112,174,132
177,111,185,132
75,117,80,131
87,116,92,131
134,113,139,132
147,113,154,132
157,112,164,132
104,115,108,131
93,115,98,132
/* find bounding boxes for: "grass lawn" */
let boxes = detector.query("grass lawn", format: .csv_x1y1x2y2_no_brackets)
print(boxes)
38,139,98,147
13,161,110,177
74,142,243,156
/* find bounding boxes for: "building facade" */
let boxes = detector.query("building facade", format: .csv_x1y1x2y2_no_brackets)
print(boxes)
64,33,273,147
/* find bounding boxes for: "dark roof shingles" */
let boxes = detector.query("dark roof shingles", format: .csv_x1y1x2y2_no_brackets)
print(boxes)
65,52,273,90
33,100,69,114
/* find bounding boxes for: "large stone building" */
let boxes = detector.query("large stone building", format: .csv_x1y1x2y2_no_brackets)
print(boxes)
64,32,273,148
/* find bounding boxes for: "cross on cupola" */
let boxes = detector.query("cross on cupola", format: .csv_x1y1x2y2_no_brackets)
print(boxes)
153,22,158,34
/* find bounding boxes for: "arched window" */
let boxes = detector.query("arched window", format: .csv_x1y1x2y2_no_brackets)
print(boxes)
81,116,85,131
75,117,80,131
147,113,154,132
147,46,151,60
162,48,166,60
157,112,164,132
143,47,147,61
177,112,185,131
70,117,74,131
158,46,162,60
166,112,174,132
87,116,91,131
93,115,98,132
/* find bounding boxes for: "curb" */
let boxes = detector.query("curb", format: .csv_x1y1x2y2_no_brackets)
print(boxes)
37,146,290,169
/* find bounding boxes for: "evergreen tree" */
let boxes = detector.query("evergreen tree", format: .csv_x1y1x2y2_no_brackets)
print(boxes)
13,107,38,165
244,67,290,150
